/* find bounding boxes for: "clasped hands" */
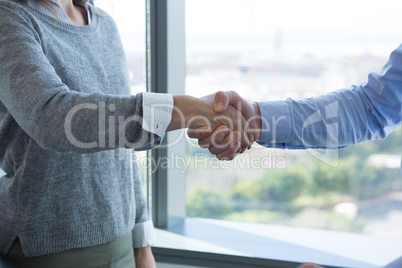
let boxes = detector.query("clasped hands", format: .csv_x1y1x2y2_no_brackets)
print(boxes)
168,91,262,160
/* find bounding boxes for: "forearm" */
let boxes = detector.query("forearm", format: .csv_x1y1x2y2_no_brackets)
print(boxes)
252,102,262,140
134,246,153,258
167,95,196,132
167,95,215,132
257,44,402,149
257,86,401,149
134,246,156,268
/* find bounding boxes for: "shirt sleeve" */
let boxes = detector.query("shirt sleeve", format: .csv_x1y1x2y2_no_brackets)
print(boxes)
132,220,157,248
142,92,173,140
132,92,173,152
256,43,402,149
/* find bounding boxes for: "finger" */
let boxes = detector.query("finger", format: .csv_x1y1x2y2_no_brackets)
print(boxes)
239,147,247,154
210,130,243,160
216,141,240,160
225,91,253,119
187,126,212,139
213,91,230,113
223,91,259,143
215,131,241,160
224,105,254,151
208,130,237,155
198,125,229,149
227,144,243,160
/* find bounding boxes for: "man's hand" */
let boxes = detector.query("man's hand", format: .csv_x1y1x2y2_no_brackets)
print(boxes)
134,246,156,268
187,91,262,159
213,91,261,142
168,94,254,160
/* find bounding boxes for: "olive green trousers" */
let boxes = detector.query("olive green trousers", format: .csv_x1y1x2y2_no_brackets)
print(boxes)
6,233,135,268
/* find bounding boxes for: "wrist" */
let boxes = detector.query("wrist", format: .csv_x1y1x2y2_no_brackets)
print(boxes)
167,95,214,132
134,246,156,268
252,102,262,140
167,95,196,131
134,245,152,257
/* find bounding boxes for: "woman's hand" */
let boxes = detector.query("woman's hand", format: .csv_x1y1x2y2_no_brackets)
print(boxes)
167,94,255,160
134,246,156,268
186,91,261,160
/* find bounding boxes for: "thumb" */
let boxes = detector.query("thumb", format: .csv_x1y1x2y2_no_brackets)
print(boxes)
214,91,230,113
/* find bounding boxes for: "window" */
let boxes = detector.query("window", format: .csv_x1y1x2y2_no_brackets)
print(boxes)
185,0,402,239
95,0,152,211
96,0,146,94
102,0,402,267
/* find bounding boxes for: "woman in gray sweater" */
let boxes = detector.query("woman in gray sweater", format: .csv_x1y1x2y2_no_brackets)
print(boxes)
0,0,254,267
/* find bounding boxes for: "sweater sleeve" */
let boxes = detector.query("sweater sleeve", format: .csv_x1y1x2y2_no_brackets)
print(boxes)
131,154,157,247
0,4,166,154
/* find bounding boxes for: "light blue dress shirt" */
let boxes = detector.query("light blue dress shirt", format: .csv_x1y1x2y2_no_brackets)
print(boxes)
256,44,402,150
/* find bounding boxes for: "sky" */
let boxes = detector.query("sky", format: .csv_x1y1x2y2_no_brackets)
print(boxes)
185,0,402,37
94,0,402,54
96,0,402,35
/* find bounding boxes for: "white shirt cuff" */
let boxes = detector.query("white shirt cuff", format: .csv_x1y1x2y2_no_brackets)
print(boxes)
132,220,157,248
142,92,173,138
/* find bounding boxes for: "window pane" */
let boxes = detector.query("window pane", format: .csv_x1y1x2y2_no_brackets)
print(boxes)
185,0,402,239
95,0,149,205
96,0,146,95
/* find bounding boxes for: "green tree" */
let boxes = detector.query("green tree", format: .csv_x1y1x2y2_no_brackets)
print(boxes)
186,187,231,218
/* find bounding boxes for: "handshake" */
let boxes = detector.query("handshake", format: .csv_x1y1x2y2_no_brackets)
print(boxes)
167,91,262,160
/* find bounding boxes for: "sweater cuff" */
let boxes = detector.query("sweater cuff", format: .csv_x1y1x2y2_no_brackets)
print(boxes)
132,220,157,248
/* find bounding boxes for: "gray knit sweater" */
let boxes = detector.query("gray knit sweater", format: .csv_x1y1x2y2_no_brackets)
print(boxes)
0,0,157,257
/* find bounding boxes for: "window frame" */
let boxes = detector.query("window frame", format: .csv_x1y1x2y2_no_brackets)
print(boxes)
145,1,402,267
146,0,186,228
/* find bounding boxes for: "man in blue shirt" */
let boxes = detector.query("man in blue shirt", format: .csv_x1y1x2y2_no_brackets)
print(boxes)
189,44,402,268
191,43,401,167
